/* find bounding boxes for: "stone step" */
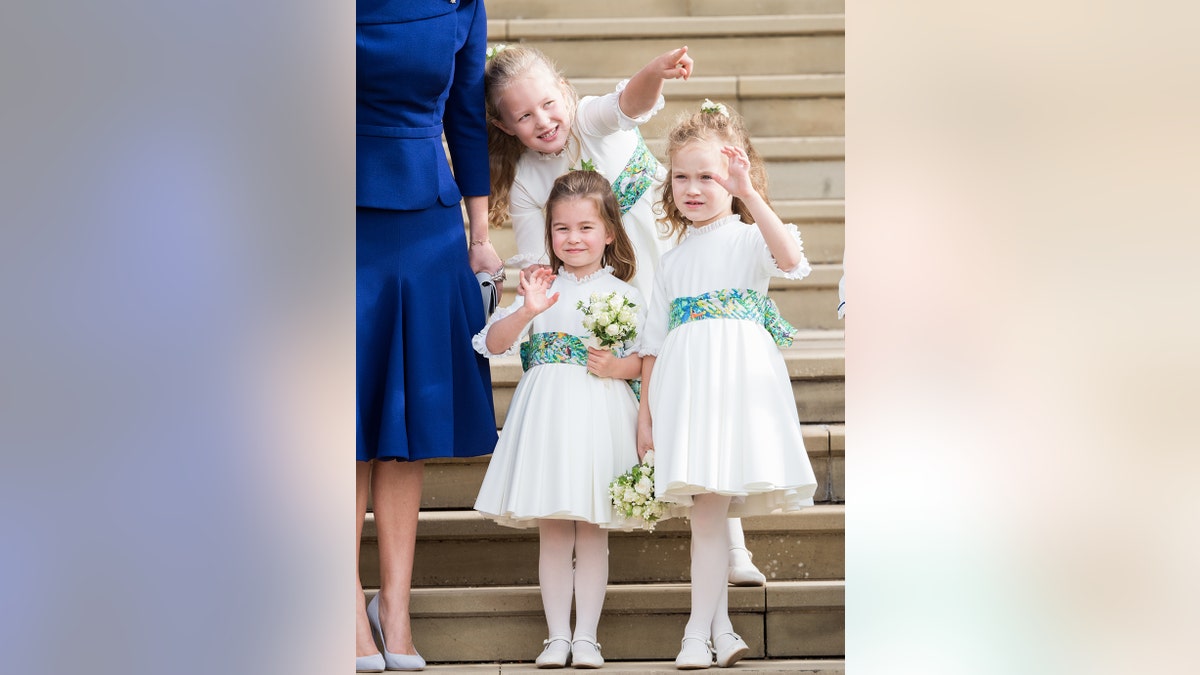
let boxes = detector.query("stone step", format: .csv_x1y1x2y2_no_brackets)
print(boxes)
479,196,844,265
413,661,845,674
575,75,846,138
488,16,844,77
770,263,845,331
362,505,845,588
417,423,844,510
488,0,845,20
417,661,844,674
487,331,845,429
366,580,845,661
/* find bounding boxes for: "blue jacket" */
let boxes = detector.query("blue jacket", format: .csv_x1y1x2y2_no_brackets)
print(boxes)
357,0,489,210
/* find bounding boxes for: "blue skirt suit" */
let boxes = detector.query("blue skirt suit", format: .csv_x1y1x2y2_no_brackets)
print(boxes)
357,0,497,461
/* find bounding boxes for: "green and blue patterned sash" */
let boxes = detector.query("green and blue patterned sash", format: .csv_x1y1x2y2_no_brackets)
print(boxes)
667,288,797,347
611,131,660,215
519,332,588,371
519,331,643,400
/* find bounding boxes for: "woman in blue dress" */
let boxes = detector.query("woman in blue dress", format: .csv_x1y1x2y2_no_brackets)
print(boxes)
356,1,502,670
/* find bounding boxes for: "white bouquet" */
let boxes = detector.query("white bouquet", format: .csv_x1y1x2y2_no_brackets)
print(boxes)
609,450,666,531
576,291,638,349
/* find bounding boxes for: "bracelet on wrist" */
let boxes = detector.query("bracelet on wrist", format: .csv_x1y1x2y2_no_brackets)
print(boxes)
469,239,491,247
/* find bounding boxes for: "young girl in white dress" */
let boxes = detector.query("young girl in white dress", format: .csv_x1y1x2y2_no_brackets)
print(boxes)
484,43,692,299
637,106,820,670
473,170,646,669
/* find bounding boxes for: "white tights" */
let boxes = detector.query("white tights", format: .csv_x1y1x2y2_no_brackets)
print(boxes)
684,493,736,642
537,519,609,643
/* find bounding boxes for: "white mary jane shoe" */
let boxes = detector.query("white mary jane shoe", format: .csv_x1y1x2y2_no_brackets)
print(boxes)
571,639,604,668
674,636,714,669
536,637,572,668
713,632,750,668
728,547,766,586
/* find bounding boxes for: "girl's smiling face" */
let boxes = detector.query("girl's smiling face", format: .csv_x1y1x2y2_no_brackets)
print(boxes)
670,139,734,227
492,66,572,155
549,196,613,277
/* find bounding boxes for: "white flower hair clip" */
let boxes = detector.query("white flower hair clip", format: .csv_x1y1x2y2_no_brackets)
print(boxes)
485,43,509,61
700,98,728,117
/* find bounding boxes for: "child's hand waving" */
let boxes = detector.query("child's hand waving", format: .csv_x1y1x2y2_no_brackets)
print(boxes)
713,145,757,201
519,267,559,315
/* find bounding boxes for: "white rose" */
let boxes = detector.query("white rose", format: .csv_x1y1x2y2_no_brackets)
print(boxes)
590,301,606,315
617,309,632,323
623,487,638,503
582,316,595,329
635,476,653,495
643,450,655,467
605,323,621,336
595,312,611,326
631,505,643,518
608,294,623,310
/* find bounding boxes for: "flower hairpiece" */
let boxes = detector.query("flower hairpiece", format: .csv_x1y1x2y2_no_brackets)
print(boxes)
700,98,728,117
572,158,597,172
485,43,509,61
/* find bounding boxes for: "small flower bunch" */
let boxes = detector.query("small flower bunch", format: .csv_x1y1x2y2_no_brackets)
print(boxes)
573,158,597,172
577,291,638,349
609,450,666,531
485,43,509,61
700,98,728,117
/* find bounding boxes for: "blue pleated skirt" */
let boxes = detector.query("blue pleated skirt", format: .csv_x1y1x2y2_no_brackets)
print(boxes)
357,204,498,462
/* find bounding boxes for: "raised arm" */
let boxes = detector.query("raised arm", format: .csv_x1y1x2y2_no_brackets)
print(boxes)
715,145,805,271
484,268,559,354
618,46,694,120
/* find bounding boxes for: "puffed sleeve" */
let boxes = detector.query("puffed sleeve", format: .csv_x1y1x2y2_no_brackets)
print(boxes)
473,295,532,358
574,79,665,138
637,266,670,356
756,222,813,280
506,176,550,268
443,0,489,197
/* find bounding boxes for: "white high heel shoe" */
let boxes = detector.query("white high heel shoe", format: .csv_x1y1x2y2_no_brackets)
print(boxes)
356,653,385,673
366,594,426,671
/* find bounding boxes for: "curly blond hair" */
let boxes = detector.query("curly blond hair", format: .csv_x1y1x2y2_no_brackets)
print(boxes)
656,105,770,242
545,171,638,283
484,45,581,230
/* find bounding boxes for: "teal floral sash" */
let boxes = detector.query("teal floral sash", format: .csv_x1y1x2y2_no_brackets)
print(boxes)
667,288,797,347
611,131,660,215
519,332,588,371
519,331,643,400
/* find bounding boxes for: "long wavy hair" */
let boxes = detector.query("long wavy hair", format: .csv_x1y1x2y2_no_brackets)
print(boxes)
484,45,581,230
545,171,637,283
656,105,770,243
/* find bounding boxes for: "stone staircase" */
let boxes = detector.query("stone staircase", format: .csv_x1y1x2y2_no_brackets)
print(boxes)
366,1,845,671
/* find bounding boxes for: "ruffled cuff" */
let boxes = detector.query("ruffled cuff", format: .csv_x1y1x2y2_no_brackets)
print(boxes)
635,342,660,358
767,223,813,280
505,251,550,269
472,304,528,358
611,78,666,128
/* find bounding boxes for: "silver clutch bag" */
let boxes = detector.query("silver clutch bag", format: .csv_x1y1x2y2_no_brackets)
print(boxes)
477,271,499,320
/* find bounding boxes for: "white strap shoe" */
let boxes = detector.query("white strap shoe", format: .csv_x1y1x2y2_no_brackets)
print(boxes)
536,637,572,668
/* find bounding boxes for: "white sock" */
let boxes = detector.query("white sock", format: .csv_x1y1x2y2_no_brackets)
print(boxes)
538,519,575,641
